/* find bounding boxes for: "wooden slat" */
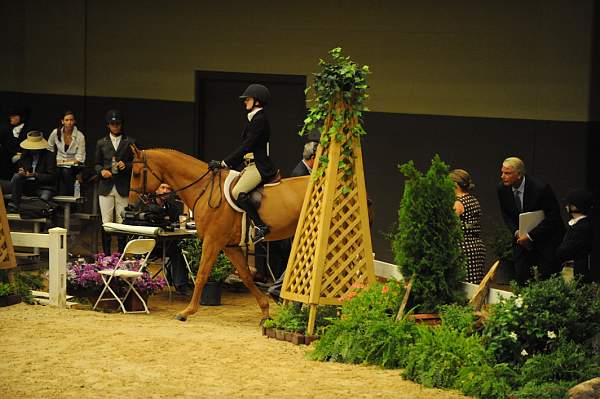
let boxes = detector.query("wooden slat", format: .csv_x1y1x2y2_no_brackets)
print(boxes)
10,232,50,248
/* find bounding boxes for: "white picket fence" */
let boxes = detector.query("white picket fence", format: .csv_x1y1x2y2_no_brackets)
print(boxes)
373,259,514,304
10,227,68,308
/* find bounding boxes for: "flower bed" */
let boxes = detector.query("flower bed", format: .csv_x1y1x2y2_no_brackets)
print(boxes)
310,277,600,399
67,253,167,310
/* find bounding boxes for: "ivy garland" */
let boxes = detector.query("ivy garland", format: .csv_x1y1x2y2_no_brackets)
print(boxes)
299,47,370,193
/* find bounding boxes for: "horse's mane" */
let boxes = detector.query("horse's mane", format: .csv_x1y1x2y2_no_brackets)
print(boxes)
146,147,206,164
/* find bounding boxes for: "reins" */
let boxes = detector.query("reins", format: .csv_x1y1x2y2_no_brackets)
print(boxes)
130,150,223,212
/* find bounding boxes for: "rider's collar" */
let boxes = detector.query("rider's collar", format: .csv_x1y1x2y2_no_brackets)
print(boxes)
247,107,263,122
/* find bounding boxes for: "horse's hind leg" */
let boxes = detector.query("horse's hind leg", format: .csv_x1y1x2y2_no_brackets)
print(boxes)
223,246,270,321
175,239,221,322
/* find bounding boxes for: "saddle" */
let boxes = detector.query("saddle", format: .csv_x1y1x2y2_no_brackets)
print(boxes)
223,169,281,213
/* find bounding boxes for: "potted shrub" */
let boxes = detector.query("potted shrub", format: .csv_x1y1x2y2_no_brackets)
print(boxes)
67,253,167,311
179,237,234,306
392,155,466,315
0,282,21,307
489,226,516,285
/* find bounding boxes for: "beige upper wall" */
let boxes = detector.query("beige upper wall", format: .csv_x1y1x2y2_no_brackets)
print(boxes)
1,0,593,121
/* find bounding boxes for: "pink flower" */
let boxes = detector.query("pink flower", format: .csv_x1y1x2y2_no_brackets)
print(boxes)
382,285,389,294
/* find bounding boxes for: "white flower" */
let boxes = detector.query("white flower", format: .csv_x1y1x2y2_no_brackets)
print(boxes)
514,296,524,308
509,332,518,342
547,331,557,339
521,349,528,356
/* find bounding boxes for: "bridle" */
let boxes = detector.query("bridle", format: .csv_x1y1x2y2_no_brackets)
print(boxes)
129,150,223,210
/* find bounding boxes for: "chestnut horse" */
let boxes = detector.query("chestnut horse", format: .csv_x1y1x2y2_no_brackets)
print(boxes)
128,146,309,322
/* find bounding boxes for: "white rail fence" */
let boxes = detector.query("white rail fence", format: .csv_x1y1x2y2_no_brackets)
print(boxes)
10,227,68,308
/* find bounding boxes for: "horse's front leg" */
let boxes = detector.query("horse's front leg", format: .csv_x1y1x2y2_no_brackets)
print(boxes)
175,239,221,321
223,247,270,322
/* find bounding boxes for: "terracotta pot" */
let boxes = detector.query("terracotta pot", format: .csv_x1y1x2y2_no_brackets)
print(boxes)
275,329,285,341
201,281,222,306
409,313,441,325
304,335,320,345
291,333,305,345
284,331,294,342
265,327,276,338
0,294,21,307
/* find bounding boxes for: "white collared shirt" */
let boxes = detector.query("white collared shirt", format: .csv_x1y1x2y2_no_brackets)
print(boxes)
568,214,588,226
247,107,263,122
12,123,24,138
110,133,122,151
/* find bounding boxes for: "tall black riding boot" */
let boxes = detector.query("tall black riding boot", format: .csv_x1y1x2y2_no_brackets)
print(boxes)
102,231,112,255
237,192,270,243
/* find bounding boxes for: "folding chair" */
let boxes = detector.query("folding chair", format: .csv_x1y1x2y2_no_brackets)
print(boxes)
181,249,197,285
93,238,156,314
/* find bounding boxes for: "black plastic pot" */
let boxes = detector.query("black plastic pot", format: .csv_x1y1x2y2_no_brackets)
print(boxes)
200,281,222,306
0,294,21,307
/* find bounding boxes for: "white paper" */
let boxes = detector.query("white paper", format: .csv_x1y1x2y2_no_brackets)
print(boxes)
519,210,545,234
102,222,162,235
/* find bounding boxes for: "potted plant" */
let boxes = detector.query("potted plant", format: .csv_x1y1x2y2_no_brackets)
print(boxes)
490,226,516,285
67,252,167,311
392,155,466,315
0,282,21,307
179,237,235,306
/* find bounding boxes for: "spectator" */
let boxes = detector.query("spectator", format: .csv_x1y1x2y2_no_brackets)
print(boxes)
47,110,86,195
557,189,595,283
450,169,486,284
7,131,56,212
0,107,30,190
497,157,565,285
95,110,136,255
151,183,193,296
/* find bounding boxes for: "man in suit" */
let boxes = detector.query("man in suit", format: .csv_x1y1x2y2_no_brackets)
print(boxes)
1,107,31,189
497,157,565,284
556,189,595,283
7,131,57,212
290,141,318,177
95,109,136,254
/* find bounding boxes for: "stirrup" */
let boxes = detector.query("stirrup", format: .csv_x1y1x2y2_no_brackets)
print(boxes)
252,225,270,244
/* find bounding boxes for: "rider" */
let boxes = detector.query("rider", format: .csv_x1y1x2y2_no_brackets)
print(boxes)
208,83,278,243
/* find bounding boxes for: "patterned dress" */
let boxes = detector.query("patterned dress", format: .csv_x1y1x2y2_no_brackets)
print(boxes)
457,193,486,284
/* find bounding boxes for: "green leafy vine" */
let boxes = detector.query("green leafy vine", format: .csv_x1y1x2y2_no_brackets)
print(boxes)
299,47,370,193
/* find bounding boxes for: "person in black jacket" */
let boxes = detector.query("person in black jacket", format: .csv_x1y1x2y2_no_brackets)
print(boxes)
1,107,31,186
209,84,278,243
7,131,56,212
557,189,595,283
497,156,565,284
95,110,136,254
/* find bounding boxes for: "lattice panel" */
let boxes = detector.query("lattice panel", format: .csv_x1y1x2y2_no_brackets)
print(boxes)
0,189,17,270
281,114,375,311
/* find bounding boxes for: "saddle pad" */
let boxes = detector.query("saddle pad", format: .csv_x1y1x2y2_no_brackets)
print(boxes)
223,170,244,213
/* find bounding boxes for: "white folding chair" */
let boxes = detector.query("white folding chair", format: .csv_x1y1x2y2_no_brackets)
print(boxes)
181,249,197,286
93,238,156,314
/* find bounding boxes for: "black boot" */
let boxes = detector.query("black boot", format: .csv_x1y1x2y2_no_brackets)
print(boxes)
237,192,270,243
102,231,112,255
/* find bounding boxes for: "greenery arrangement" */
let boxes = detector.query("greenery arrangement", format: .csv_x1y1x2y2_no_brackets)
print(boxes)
310,276,600,399
179,237,234,283
263,303,338,335
490,226,516,263
392,155,466,313
0,270,43,304
300,47,370,193
0,282,14,297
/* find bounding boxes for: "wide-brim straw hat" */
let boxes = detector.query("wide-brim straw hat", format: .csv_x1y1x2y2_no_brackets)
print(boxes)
20,131,48,150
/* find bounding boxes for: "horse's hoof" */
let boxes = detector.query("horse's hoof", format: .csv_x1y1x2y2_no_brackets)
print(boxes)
175,314,187,322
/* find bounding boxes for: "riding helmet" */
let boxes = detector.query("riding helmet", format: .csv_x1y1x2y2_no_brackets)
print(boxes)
105,109,123,124
239,84,271,106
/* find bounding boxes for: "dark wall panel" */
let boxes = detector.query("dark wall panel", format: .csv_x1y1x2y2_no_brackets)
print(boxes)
1,91,589,264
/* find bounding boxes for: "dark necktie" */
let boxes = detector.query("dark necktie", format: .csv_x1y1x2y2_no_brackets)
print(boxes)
514,190,522,213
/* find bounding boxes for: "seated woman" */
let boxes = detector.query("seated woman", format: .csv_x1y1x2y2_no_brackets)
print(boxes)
7,131,57,212
450,169,486,284
47,110,86,195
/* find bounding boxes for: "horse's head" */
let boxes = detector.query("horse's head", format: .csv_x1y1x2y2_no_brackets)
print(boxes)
129,144,162,206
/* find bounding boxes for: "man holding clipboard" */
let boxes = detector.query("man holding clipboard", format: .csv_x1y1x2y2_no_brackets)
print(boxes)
497,157,565,285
